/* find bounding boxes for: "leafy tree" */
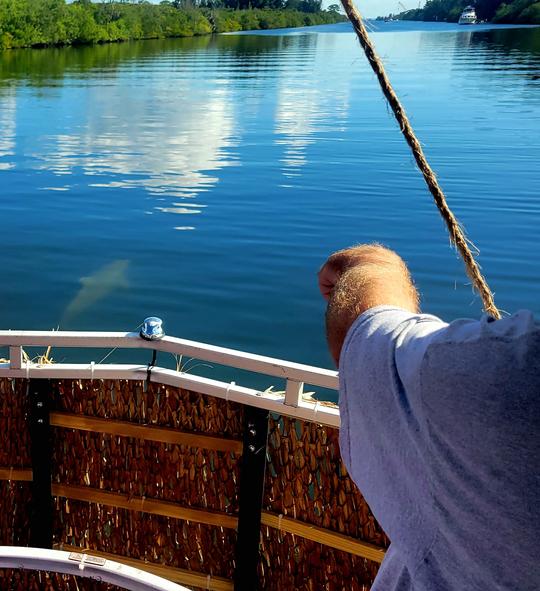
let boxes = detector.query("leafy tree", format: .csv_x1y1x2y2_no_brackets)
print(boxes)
398,0,539,22
518,1,540,22
494,0,540,20
0,0,345,49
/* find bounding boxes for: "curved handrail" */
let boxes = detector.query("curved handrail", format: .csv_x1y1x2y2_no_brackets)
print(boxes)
0,330,338,388
0,546,190,591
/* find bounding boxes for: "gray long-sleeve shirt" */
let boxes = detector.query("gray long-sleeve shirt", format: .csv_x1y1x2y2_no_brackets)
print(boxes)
339,306,540,590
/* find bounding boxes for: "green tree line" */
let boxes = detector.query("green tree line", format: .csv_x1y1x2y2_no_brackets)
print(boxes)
395,0,540,23
0,0,346,50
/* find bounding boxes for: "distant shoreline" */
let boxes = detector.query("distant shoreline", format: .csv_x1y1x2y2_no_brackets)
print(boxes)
371,20,540,30
0,2,346,51
379,0,540,25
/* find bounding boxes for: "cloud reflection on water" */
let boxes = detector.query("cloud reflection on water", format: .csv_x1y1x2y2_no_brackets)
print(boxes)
33,80,238,226
0,87,16,171
274,35,350,178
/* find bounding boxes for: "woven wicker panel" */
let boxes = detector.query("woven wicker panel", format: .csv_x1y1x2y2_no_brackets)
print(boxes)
49,380,242,581
54,499,236,580
0,377,387,590
0,378,31,466
261,414,387,588
0,570,124,591
54,430,239,512
51,380,244,437
259,528,376,591
0,482,32,546
0,378,33,548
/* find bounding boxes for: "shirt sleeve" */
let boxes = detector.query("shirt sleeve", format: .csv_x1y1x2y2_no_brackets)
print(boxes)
338,305,447,564
338,305,540,581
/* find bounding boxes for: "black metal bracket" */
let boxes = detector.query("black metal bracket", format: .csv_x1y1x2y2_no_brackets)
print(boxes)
28,379,53,549
234,406,270,591
144,349,158,392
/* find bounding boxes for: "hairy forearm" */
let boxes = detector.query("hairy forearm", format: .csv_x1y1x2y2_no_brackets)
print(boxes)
325,247,419,365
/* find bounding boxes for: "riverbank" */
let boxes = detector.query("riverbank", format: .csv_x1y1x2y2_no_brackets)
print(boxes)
389,0,540,24
0,1,346,50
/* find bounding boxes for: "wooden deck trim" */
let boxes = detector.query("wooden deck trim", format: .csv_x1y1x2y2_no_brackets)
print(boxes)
261,511,386,564
52,484,239,530
0,474,384,562
0,468,33,482
50,412,243,454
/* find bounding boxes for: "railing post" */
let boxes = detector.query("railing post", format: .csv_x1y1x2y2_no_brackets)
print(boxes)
28,379,53,549
284,379,304,408
234,406,270,591
9,346,22,370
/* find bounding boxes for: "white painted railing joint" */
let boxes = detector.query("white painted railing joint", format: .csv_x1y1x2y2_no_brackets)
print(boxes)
284,379,304,408
9,346,22,370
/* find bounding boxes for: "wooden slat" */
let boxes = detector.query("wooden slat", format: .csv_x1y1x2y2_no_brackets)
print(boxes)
1,474,385,562
261,511,386,564
52,484,238,530
54,544,233,591
0,468,33,481
50,412,243,454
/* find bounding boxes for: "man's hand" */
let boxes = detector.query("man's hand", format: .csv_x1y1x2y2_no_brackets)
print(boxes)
320,244,419,365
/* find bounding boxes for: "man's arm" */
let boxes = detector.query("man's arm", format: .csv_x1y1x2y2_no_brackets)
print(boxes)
318,244,419,365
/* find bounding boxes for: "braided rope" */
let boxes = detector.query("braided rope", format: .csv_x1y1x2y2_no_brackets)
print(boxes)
339,0,501,319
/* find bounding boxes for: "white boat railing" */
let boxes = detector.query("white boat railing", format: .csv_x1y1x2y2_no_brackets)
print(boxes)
0,331,340,428
0,546,190,591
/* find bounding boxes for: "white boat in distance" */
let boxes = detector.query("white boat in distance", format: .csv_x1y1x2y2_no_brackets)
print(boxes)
459,6,477,24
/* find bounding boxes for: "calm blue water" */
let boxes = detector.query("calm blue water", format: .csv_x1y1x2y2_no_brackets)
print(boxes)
1,21,539,378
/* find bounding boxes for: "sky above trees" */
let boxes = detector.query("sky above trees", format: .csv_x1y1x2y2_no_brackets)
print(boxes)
358,0,418,16
136,0,421,17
